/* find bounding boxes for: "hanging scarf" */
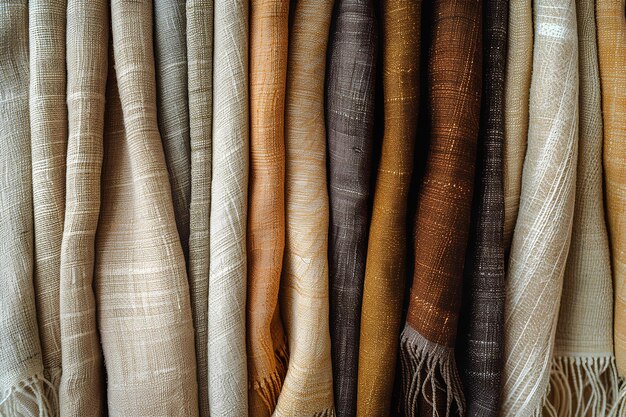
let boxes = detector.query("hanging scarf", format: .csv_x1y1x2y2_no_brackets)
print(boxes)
546,0,619,415
155,0,191,259
503,0,532,249
326,1,377,416
187,0,213,414
356,1,420,415
400,2,482,416
58,1,108,414
457,0,506,415
597,1,626,415
209,0,249,414
247,0,289,416
29,0,66,402
274,1,335,415
0,2,51,414
96,1,198,414
500,1,578,415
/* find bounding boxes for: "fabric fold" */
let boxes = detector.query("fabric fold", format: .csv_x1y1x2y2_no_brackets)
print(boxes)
356,1,420,415
274,0,335,415
500,1,579,415
247,0,289,416
326,1,377,416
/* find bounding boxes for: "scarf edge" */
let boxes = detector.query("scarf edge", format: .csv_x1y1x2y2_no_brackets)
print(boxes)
0,372,56,416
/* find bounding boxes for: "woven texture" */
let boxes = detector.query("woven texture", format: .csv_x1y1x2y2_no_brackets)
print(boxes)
209,0,249,414
247,0,289,416
186,0,213,414
58,1,108,414
503,0,532,249
96,1,198,414
275,1,335,415
356,2,419,415
500,1,578,415
326,1,377,416
457,1,506,416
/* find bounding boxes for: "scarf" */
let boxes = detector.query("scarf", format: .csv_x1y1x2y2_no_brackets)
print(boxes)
326,1,377,416
247,1,289,416
209,0,249,414
29,0,66,402
0,2,51,414
186,0,213,414
155,0,191,259
356,1,420,415
457,1,507,415
58,1,108,414
500,1,578,415
274,1,335,415
96,1,198,414
503,0,532,249
400,1,482,416
546,0,619,415
597,1,626,414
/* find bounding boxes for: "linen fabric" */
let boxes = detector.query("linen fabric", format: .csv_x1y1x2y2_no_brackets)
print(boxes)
547,0,619,415
597,0,626,414
247,0,289,416
274,0,335,415
457,0,507,415
58,1,108,414
186,0,213,414
95,1,198,414
356,2,420,415
326,1,377,416
0,1,50,414
503,0,533,249
155,0,191,259
500,1,579,415
209,0,249,415
29,0,66,399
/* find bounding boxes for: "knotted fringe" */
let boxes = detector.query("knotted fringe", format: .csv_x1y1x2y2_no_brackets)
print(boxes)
45,366,61,415
544,355,619,417
0,373,56,417
608,379,626,417
400,325,465,417
251,342,289,413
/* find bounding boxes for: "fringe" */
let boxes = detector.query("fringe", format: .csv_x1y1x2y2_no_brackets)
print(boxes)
399,325,465,417
252,342,289,413
312,409,336,417
544,355,619,417
0,373,55,417
608,379,626,417
44,366,61,417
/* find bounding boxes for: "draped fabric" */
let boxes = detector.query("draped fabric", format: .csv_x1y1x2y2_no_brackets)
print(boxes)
247,0,289,415
96,1,198,414
500,1,579,415
186,0,213,414
503,0,532,249
209,0,249,414
29,0,66,398
326,1,377,416
457,1,507,415
58,1,108,414
275,1,335,415
356,2,419,415
547,0,619,415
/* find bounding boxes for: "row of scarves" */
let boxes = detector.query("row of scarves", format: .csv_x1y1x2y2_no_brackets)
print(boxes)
0,0,625,416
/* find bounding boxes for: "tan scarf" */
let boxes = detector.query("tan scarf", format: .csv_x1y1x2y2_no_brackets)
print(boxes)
274,0,335,415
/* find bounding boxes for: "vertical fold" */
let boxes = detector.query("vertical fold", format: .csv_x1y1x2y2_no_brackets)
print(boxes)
356,2,420,415
326,1,377,416
209,0,249,414
274,0,335,415
58,0,108,414
247,0,289,416
97,1,198,414
500,1,578,415
186,0,213,414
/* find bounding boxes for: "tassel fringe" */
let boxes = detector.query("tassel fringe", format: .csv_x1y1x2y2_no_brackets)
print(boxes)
312,409,336,417
0,373,55,417
608,379,626,417
400,325,465,417
251,342,289,413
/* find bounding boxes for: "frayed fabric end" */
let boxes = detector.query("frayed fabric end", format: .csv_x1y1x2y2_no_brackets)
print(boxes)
312,409,336,417
544,355,619,417
251,343,289,413
0,373,56,417
400,325,465,417
608,379,625,417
